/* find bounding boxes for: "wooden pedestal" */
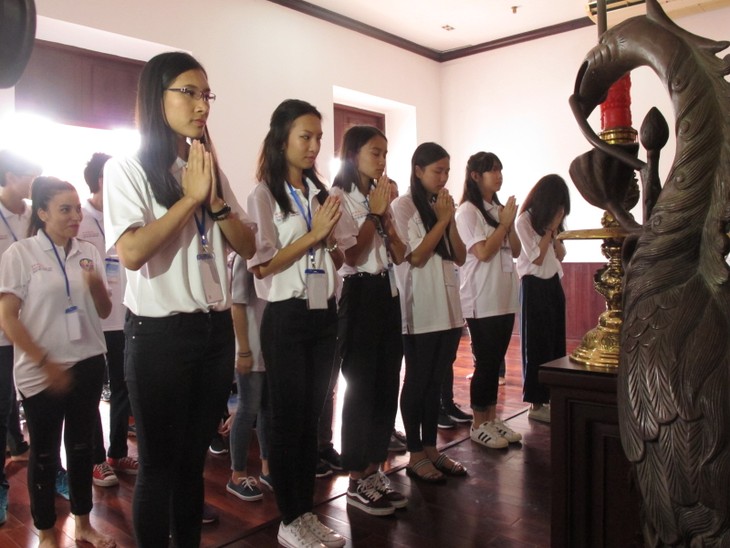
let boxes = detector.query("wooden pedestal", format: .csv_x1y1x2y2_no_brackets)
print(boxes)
540,357,643,547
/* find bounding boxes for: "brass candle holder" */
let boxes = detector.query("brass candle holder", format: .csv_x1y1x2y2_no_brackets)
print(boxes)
559,214,627,369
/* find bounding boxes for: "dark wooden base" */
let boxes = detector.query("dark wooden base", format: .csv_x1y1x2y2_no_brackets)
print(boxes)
540,357,643,548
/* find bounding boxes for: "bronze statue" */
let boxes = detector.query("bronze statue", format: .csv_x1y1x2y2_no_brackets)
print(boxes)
570,0,730,544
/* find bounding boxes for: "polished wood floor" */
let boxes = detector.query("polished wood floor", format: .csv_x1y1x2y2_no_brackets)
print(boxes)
0,334,572,547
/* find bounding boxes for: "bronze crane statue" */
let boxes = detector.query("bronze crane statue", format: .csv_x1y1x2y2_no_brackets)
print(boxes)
569,0,730,544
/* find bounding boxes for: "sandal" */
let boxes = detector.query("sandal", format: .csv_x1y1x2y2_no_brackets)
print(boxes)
405,458,446,484
433,454,468,477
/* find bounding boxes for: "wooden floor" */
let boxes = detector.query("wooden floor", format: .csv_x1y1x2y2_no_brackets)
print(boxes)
0,334,571,547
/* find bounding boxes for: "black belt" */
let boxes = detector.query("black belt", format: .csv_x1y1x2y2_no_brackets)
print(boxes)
343,270,388,279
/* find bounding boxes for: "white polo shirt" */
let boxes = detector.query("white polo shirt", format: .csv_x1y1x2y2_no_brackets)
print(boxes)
246,180,338,303
0,199,31,346
456,201,519,319
231,253,266,373
331,185,395,277
391,192,463,335
0,234,108,397
79,200,125,331
515,211,563,280
103,155,254,317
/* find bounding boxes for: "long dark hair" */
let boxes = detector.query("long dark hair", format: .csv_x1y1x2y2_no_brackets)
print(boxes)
256,99,327,216
28,177,77,237
520,174,571,235
332,125,386,193
460,152,503,228
136,52,219,209
410,142,452,260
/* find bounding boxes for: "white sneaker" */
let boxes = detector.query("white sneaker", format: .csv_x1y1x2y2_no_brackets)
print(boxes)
301,512,346,547
492,419,523,443
470,421,508,449
278,516,326,548
528,404,551,423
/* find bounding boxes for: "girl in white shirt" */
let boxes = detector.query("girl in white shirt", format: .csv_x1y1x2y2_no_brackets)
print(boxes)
104,52,256,547
456,152,524,449
0,177,113,548
330,125,407,516
391,142,467,483
247,99,346,548
514,174,570,424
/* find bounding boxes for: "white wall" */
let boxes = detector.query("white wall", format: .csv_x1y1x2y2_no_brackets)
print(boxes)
9,2,730,262
441,6,730,261
26,0,442,196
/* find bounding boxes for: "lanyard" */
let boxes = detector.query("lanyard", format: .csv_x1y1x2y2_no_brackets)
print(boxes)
193,208,210,252
44,230,72,302
0,208,18,242
94,217,104,239
287,183,316,267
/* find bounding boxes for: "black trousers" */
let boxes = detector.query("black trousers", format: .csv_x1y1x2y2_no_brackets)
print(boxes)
22,355,105,530
520,274,565,404
467,313,515,410
338,274,402,471
261,297,338,524
124,310,234,548
401,328,462,452
92,330,130,463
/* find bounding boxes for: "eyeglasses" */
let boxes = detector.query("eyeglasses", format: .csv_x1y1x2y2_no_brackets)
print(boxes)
166,87,217,103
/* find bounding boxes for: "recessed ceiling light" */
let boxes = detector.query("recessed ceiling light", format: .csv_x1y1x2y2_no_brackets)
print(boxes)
441,24,455,31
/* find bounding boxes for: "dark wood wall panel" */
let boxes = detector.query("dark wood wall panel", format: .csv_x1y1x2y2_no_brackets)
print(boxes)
15,40,143,129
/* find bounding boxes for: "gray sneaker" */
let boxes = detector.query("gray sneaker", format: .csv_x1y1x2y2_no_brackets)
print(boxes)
226,476,263,501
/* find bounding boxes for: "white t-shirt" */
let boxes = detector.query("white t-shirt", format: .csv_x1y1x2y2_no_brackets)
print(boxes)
391,192,463,334
331,185,395,277
246,180,339,303
515,211,563,280
103,155,254,317
79,200,125,331
0,234,108,397
456,201,519,319
231,253,266,373
0,199,31,346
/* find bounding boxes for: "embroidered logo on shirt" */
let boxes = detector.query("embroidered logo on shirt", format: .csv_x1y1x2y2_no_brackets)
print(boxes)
79,258,95,271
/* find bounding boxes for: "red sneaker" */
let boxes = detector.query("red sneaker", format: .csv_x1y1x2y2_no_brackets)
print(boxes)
107,456,139,475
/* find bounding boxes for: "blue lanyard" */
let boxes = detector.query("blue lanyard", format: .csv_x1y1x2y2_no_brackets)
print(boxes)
287,183,316,267
43,230,72,301
287,183,312,230
193,208,209,250
0,208,18,242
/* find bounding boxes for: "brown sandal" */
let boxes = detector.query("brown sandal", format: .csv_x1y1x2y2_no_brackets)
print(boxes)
433,454,468,476
405,458,446,484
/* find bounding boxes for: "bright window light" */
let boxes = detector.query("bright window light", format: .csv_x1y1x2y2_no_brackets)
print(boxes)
0,112,139,199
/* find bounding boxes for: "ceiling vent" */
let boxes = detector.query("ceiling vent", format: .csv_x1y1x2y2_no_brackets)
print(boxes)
586,0,730,26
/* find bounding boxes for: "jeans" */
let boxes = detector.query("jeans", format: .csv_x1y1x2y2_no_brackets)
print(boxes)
124,310,234,548
338,274,402,471
22,355,105,530
401,328,462,452
466,314,515,410
520,274,566,404
92,330,130,463
230,370,270,471
261,298,337,524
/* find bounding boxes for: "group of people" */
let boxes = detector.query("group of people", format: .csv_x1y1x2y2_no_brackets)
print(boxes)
0,50,570,548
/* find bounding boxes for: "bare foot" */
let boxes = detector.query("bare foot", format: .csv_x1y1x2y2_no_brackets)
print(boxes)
75,525,116,548
38,536,59,548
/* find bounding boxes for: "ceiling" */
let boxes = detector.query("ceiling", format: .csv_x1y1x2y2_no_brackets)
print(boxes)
295,0,592,53
268,0,730,60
